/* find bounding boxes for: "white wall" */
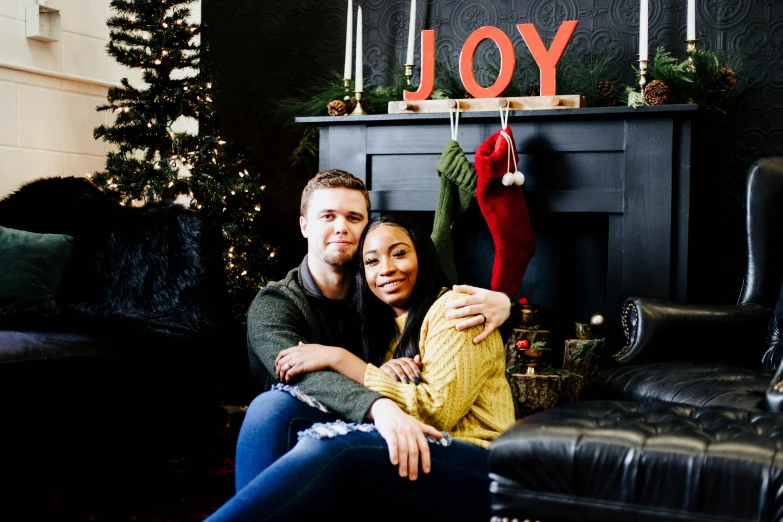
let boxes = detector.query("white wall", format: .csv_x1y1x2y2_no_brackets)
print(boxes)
0,0,200,198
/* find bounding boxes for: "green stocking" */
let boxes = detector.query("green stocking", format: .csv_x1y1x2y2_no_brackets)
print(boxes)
431,140,477,284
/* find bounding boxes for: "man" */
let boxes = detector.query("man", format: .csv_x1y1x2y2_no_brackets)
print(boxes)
237,169,515,488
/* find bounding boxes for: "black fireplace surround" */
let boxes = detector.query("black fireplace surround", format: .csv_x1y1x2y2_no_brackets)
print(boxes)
489,157,783,521
298,105,696,347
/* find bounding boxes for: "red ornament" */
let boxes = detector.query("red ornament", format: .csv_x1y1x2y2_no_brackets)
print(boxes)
515,339,530,351
517,296,529,305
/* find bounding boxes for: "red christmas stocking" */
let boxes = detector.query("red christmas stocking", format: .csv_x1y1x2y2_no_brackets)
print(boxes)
474,127,535,295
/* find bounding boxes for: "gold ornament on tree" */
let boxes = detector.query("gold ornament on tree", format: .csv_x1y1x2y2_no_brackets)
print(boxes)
643,79,670,105
327,99,347,116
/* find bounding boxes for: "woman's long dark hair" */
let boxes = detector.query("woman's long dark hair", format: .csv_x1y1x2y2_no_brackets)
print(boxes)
356,215,450,366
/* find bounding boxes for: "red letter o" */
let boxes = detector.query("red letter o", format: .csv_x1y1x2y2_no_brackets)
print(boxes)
459,26,516,99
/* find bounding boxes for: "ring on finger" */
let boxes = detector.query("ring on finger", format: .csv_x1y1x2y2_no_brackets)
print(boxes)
479,313,487,324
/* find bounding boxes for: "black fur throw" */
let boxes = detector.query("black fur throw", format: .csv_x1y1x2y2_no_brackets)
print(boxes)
0,177,227,341
0,176,130,238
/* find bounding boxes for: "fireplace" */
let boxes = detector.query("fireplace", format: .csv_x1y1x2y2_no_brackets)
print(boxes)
297,105,695,349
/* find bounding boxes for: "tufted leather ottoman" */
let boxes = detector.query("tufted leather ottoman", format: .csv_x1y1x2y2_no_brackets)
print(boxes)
489,401,783,522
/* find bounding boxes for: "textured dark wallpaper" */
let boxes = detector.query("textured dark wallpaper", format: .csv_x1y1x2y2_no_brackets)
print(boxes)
203,0,783,302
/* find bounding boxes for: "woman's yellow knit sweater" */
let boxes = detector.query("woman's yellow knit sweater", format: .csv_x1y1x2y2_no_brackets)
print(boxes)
363,290,515,449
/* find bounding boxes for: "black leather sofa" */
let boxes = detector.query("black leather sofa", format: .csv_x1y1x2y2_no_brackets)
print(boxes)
586,156,783,411
0,177,232,510
489,157,783,521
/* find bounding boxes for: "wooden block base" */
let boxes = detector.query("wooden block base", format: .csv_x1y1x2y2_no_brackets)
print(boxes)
563,338,606,379
389,95,585,114
507,373,584,419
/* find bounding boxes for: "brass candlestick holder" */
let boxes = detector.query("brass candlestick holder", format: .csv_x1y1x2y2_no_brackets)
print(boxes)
350,91,367,116
520,303,540,327
343,78,351,101
403,64,413,87
639,58,649,90
685,39,698,71
522,345,551,375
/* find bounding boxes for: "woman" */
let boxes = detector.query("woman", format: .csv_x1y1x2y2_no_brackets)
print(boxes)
207,215,515,521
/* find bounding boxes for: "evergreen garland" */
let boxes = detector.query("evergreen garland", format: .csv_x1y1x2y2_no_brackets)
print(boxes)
555,49,617,107
481,51,529,98
281,46,745,177
280,67,451,168
565,338,606,362
434,50,466,99
624,47,745,117
647,47,693,102
279,71,349,119
280,68,419,119
92,0,277,324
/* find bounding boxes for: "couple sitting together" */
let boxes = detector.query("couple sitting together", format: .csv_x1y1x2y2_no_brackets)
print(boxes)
207,170,517,521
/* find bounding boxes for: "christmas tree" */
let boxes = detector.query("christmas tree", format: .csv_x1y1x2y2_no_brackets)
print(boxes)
91,0,276,322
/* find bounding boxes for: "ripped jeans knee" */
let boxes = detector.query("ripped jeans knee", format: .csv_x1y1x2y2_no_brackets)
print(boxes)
271,383,331,413
298,418,453,446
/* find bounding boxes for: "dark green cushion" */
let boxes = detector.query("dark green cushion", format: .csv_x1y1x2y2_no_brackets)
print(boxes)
0,226,75,311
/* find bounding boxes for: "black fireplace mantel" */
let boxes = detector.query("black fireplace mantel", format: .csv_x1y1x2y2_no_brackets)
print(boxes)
297,105,696,344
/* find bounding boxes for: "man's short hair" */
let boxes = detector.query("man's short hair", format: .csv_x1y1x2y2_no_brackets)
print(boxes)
300,169,371,217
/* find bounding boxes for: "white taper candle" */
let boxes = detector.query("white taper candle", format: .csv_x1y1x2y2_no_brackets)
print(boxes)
344,0,353,80
687,0,696,41
639,0,649,61
355,6,363,92
406,0,416,65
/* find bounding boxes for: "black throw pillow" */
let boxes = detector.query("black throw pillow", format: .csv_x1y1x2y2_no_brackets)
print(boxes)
0,226,75,311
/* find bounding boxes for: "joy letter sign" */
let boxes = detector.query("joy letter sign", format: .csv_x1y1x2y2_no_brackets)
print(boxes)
404,21,578,102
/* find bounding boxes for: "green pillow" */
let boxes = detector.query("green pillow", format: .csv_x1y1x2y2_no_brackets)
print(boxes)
0,226,75,311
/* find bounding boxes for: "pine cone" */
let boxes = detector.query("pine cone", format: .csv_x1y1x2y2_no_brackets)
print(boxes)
708,67,736,104
525,84,541,97
327,99,347,116
643,80,670,105
596,79,617,107
346,99,357,114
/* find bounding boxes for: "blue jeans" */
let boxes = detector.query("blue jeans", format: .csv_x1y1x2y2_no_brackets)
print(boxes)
234,387,340,490
218,388,491,521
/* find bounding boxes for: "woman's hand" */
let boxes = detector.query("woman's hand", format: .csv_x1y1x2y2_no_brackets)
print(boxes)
275,342,340,383
369,398,444,481
379,355,422,384
445,284,512,344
